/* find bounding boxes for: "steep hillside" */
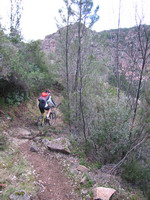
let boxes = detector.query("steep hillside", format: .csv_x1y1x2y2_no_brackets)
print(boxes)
0,23,149,199
40,23,150,199
0,96,147,200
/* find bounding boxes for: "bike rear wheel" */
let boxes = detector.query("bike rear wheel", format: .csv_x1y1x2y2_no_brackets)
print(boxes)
37,115,45,127
48,112,56,126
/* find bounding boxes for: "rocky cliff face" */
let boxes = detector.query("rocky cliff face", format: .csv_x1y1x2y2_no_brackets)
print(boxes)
42,32,59,55
41,25,109,62
41,24,150,84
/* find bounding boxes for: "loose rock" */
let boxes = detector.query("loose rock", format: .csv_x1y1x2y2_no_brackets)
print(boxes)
93,187,116,200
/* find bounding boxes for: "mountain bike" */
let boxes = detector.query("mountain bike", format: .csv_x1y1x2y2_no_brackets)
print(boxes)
37,107,56,127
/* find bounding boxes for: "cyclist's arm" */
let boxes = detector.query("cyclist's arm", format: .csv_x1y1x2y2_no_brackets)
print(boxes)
47,96,56,107
51,98,56,107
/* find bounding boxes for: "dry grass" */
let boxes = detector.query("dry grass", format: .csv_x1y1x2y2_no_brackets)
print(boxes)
0,135,37,200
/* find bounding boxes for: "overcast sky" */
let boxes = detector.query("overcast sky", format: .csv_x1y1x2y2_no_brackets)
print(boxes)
0,0,150,41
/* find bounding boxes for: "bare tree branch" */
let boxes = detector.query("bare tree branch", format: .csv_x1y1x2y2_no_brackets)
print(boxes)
109,135,147,174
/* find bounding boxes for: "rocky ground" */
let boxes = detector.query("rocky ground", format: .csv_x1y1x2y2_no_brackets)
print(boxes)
0,96,147,200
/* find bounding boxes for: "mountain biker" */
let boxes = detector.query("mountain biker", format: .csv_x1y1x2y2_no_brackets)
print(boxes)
38,89,56,119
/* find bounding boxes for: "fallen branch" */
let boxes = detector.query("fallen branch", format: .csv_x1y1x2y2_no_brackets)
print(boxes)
109,135,147,174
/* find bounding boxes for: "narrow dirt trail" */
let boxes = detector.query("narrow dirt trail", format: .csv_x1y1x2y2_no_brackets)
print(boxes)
19,141,80,200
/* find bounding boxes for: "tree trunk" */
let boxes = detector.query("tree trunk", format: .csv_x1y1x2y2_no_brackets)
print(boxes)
130,25,150,138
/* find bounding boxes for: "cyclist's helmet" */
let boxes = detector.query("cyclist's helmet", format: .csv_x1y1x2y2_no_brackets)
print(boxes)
45,89,51,93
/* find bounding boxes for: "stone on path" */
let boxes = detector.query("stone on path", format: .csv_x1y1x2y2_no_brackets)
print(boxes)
15,128,31,136
42,137,71,154
30,142,39,152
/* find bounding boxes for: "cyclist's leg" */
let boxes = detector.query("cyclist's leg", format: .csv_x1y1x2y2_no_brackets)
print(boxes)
45,106,52,119
38,104,45,126
39,103,45,114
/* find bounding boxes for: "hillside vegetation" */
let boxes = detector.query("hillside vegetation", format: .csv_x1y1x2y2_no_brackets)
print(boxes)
41,24,150,199
0,20,150,200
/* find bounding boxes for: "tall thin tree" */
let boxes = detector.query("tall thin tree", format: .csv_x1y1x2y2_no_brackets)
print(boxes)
130,24,150,138
72,0,99,141
10,0,23,41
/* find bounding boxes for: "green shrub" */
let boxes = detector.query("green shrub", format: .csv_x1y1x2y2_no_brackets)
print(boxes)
59,99,71,123
81,175,94,189
89,97,131,163
0,135,7,151
0,97,5,108
0,29,56,98
6,91,25,105
122,159,150,197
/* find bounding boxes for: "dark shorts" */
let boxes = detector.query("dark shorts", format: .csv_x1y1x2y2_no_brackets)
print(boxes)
39,104,53,114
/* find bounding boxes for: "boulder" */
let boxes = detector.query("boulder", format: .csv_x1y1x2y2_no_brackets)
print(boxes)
77,165,89,173
13,128,31,137
42,137,71,154
9,190,31,200
30,142,39,152
93,187,116,200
